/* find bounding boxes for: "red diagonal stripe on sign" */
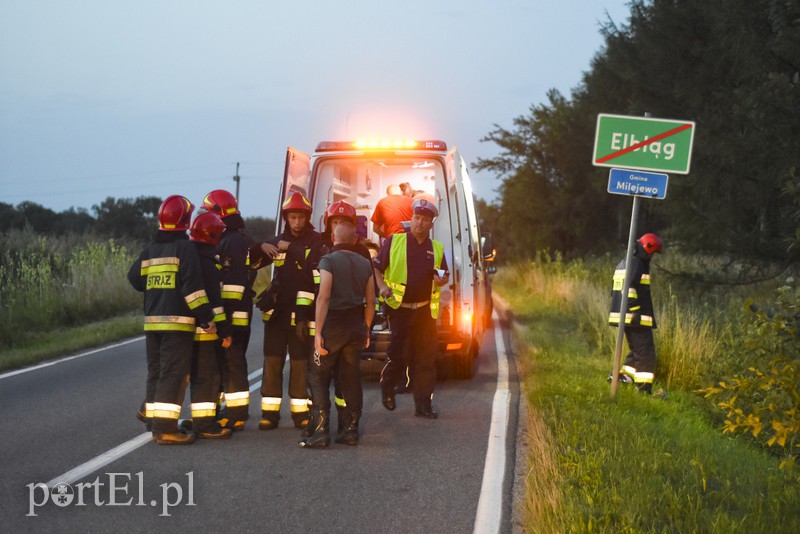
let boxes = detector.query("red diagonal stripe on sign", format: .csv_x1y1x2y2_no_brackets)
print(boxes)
595,123,693,164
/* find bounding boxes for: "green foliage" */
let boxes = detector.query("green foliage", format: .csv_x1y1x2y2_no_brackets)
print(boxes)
699,281,800,460
494,266,800,532
0,230,141,348
478,0,800,261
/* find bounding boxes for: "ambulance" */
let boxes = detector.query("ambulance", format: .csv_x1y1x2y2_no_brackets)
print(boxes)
275,139,494,378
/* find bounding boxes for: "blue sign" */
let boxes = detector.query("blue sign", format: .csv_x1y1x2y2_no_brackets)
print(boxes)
608,168,669,200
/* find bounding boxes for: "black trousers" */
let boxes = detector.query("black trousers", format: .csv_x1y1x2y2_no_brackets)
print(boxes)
145,331,194,434
220,328,251,421
624,327,657,376
308,308,366,413
190,340,223,432
261,319,310,412
381,305,438,405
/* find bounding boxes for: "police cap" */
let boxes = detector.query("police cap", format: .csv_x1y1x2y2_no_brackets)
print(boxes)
412,198,438,219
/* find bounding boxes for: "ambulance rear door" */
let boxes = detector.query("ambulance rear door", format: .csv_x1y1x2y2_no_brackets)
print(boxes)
447,148,485,340
277,147,312,234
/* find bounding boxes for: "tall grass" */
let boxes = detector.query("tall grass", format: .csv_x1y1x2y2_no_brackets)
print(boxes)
495,259,800,532
0,229,141,349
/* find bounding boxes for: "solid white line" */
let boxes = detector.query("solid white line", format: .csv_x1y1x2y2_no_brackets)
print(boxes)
46,432,153,488
0,337,145,381
473,312,511,534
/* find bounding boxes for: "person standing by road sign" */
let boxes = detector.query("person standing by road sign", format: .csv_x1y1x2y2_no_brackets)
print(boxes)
608,233,663,394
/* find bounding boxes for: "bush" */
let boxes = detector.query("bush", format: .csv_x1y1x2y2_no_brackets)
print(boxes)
698,280,800,462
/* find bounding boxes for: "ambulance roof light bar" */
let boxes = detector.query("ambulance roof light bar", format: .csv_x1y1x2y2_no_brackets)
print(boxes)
315,139,448,152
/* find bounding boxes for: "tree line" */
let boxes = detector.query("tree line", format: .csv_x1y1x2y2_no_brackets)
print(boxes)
0,197,276,243
475,0,800,270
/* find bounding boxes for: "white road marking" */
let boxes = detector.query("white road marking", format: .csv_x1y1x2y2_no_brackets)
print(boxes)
0,336,145,381
473,312,511,534
46,432,153,488
44,369,265,488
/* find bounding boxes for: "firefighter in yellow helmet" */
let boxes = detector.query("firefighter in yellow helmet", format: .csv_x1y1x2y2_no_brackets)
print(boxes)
255,192,322,430
608,233,663,394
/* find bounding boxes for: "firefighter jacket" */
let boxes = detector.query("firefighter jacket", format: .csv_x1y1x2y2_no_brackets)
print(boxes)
379,232,445,319
256,225,322,326
128,231,214,332
608,241,657,328
194,242,231,342
217,221,257,332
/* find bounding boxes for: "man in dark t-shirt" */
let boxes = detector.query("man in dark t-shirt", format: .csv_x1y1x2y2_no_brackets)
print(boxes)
301,222,375,448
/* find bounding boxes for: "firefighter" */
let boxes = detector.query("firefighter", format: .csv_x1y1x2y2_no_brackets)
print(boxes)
256,192,322,430
202,189,259,430
608,233,663,394
301,221,375,448
301,201,373,438
373,198,449,419
186,211,233,439
128,195,216,445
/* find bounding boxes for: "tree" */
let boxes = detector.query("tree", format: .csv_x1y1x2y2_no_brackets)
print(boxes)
93,196,161,240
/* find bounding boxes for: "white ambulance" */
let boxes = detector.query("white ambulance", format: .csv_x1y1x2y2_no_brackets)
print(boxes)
275,139,494,378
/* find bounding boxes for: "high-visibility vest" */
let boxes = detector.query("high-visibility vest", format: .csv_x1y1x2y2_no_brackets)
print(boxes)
383,233,444,319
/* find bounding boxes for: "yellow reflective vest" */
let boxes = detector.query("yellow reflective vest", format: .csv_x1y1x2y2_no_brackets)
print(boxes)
383,233,444,319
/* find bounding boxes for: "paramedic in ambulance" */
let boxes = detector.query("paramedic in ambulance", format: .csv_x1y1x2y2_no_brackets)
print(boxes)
371,184,413,239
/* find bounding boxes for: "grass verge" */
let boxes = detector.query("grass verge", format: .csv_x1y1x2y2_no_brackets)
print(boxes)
0,312,142,372
496,270,800,533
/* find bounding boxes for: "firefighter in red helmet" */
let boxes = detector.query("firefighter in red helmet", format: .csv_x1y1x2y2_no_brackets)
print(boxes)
183,211,234,439
128,195,216,445
254,192,322,430
608,233,663,394
299,201,373,442
201,189,259,430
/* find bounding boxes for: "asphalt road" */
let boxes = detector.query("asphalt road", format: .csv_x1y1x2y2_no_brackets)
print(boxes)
0,314,520,533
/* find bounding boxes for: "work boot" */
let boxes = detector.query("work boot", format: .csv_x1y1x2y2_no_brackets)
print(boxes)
414,401,438,420
292,411,311,429
258,412,280,431
381,382,396,411
336,404,351,434
218,417,246,431
198,427,233,439
335,411,360,446
299,409,330,448
153,431,197,445
301,410,318,438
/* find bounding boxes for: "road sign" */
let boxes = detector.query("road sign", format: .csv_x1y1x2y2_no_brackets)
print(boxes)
593,114,695,174
608,168,668,200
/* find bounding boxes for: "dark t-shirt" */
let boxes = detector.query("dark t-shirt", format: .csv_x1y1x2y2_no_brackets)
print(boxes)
371,195,413,236
318,250,373,311
374,234,448,303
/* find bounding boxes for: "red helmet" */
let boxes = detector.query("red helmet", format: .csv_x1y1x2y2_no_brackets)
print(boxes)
202,189,239,218
158,195,194,232
281,191,312,216
639,233,663,254
190,211,226,245
324,201,357,230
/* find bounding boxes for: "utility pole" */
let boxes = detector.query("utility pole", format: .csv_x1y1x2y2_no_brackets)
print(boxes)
233,162,240,202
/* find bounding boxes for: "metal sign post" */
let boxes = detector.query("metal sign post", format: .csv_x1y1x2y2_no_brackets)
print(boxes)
610,196,640,397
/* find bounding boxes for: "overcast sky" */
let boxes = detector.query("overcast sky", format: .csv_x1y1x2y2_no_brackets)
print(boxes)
0,1,631,220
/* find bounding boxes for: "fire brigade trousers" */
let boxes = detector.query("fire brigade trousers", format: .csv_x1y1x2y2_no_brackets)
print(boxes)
261,320,310,418
220,328,251,422
190,341,224,433
381,305,437,406
308,307,365,414
624,326,657,386
145,331,194,434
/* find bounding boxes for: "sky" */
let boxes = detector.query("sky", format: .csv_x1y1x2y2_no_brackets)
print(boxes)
0,1,632,220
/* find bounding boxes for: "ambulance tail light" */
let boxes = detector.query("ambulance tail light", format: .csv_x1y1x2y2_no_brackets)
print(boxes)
315,140,447,152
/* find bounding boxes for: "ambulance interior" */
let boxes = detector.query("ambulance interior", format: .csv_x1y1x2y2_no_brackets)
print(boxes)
309,156,450,248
